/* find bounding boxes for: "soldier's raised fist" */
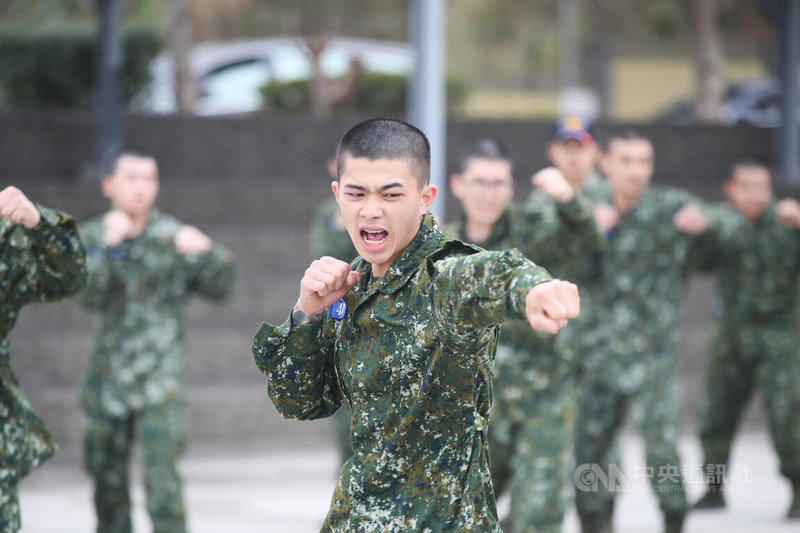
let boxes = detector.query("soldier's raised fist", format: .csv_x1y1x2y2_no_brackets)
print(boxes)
296,256,361,317
103,210,133,246
174,225,212,255
0,186,41,229
531,167,575,204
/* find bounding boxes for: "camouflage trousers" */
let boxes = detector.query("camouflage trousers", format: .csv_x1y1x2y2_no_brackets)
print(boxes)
699,323,800,481
83,398,188,533
574,370,689,518
0,477,20,533
1,347,57,533
488,342,576,533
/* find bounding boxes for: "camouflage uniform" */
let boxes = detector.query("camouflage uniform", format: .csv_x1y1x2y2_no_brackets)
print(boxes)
253,213,554,532
78,209,236,533
573,187,719,522
310,197,358,463
0,205,88,533
446,196,602,533
696,201,800,485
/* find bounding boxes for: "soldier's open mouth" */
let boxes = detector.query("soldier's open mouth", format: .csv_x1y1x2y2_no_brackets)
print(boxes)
361,229,388,248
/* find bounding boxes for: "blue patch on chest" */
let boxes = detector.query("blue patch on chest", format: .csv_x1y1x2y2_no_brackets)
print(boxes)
328,299,347,319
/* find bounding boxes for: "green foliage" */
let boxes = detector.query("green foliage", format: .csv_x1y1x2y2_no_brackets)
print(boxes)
0,25,161,109
646,0,687,41
260,72,468,114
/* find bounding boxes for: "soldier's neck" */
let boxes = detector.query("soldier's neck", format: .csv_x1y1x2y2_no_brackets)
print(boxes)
612,191,639,215
465,219,492,244
127,212,149,238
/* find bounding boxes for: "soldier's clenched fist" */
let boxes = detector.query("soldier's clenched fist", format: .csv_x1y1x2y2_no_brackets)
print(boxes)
531,167,575,204
174,225,212,255
0,186,41,229
524,279,580,334
102,209,133,246
296,256,361,318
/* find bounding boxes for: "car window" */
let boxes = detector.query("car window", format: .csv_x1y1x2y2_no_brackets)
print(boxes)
267,47,312,82
352,51,412,75
197,59,271,114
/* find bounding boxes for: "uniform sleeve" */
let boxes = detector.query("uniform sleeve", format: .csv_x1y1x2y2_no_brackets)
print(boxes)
553,193,605,255
434,248,552,332
516,194,603,267
686,203,741,272
10,204,88,305
76,222,123,311
251,313,342,420
183,242,237,301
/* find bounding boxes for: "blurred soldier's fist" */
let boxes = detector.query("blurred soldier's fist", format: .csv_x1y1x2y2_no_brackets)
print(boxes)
777,198,800,229
0,186,41,229
594,204,620,234
103,210,133,246
532,167,575,204
673,204,708,235
174,225,212,255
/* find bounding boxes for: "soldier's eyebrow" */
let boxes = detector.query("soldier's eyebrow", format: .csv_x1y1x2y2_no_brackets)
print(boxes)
344,182,404,192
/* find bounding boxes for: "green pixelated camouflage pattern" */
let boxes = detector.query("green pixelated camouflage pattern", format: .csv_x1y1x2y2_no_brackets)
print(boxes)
526,170,608,208
573,186,723,518
578,186,721,393
84,399,188,533
697,201,800,479
1,205,88,532
445,194,601,532
253,213,552,532
78,209,236,417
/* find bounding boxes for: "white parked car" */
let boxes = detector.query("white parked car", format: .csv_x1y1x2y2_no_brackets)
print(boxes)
132,36,413,116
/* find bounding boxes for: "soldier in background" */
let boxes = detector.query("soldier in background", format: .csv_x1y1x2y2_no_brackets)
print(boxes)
573,130,722,533
527,115,605,207
693,160,800,520
0,186,88,533
252,118,581,531
77,152,236,533
309,154,358,464
446,138,602,533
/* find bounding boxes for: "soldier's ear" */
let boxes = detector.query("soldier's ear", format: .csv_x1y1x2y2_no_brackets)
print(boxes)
419,184,438,214
101,177,115,200
450,174,463,199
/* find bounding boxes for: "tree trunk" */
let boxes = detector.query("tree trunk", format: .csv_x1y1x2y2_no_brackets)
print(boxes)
690,0,724,123
167,0,195,114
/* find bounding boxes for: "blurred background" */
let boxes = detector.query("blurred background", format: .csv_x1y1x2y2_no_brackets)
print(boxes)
0,0,794,121
2,1,799,531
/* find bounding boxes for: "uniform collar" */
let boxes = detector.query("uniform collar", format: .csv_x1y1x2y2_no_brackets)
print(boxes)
753,199,776,226
353,212,443,296
454,208,512,249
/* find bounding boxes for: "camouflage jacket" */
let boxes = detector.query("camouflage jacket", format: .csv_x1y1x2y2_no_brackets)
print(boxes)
579,186,720,392
1,205,88,481
526,169,608,208
527,171,608,347
78,209,236,417
310,197,358,262
698,201,800,328
252,213,552,532
445,196,602,352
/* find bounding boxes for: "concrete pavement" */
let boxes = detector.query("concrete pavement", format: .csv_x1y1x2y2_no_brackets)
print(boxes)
19,431,797,532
